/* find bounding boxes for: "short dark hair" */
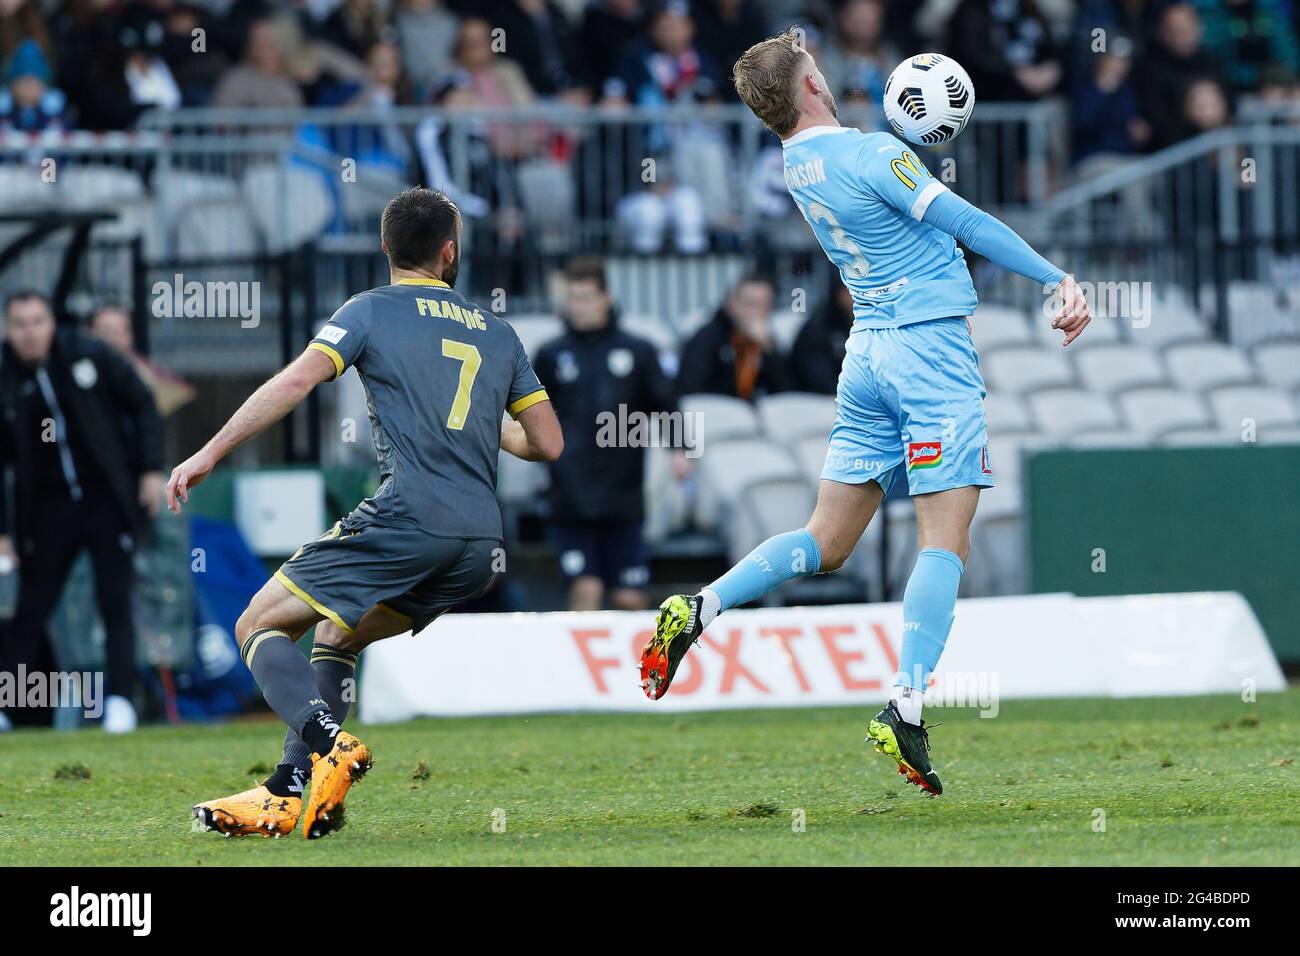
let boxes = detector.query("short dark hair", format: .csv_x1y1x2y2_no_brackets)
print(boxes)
735,272,775,293
563,256,608,292
4,289,50,317
381,187,460,272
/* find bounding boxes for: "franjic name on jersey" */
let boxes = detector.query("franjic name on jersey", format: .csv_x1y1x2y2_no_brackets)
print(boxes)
412,294,488,331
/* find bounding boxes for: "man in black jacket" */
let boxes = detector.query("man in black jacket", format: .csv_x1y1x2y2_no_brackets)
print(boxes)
0,291,165,732
676,273,792,401
533,258,687,610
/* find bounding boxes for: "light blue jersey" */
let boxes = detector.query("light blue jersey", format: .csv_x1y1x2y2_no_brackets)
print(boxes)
782,125,976,328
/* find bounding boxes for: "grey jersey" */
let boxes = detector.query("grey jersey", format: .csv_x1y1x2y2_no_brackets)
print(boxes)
309,277,547,539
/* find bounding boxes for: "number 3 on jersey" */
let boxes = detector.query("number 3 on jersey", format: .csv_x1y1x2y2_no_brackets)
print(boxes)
799,199,870,280
442,338,481,430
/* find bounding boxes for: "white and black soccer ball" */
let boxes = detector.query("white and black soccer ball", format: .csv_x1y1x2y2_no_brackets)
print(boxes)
883,53,975,147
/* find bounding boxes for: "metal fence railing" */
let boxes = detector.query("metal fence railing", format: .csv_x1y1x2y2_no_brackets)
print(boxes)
1031,123,1300,341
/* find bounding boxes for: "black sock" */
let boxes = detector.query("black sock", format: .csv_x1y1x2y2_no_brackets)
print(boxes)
264,763,310,798
242,628,339,758
280,643,360,773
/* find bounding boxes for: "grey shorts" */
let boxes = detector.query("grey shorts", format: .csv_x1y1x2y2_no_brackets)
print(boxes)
275,513,499,635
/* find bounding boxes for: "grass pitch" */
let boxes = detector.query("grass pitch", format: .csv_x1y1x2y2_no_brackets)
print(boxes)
1,691,1296,866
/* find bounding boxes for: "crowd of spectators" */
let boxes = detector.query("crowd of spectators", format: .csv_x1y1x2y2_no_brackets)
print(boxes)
0,0,1294,155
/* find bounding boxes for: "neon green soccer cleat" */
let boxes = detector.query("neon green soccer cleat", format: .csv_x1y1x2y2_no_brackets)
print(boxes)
640,594,704,700
866,700,943,795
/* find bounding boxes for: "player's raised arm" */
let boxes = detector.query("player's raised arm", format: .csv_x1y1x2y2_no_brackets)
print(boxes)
165,346,336,513
864,137,1090,346
920,189,1091,345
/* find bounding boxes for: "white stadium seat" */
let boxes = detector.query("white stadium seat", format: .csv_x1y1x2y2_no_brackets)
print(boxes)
728,478,816,564
619,312,680,352
174,198,260,260
1027,388,1121,436
1165,341,1256,392
1207,385,1299,432
1118,387,1212,437
795,436,830,485
680,394,760,444
1073,343,1167,394
756,392,838,442
1064,429,1151,449
985,431,1043,484
1127,306,1208,349
695,438,799,530
970,305,1033,351
508,314,565,360
241,164,334,252
1252,339,1300,391
1158,428,1242,447
984,345,1076,394
983,391,1034,433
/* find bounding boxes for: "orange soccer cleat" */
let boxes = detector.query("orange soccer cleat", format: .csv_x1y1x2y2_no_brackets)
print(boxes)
302,731,373,840
193,785,302,838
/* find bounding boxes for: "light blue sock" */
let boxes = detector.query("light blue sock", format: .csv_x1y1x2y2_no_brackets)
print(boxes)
706,528,822,613
897,548,964,691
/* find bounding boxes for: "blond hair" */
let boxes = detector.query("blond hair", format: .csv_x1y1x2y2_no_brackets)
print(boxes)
732,30,809,137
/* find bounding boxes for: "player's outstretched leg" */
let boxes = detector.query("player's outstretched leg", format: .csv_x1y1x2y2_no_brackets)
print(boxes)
866,485,977,795
641,479,881,699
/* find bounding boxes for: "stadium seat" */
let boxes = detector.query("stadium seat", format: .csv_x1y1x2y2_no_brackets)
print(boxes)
756,392,838,441
507,314,564,359
1164,341,1257,392
679,394,760,443
1157,428,1242,447
985,431,1042,484
1118,387,1212,437
770,310,804,352
728,478,816,565
1073,343,1168,394
58,165,146,208
1063,429,1151,448
1127,306,1208,349
1227,281,1298,345
695,438,799,530
984,345,1076,394
1027,388,1121,436
0,165,58,210
970,305,1033,352
967,478,1025,596
983,391,1034,433
241,163,335,252
1258,427,1300,446
516,158,576,250
1252,339,1300,391
1207,385,1299,434
794,436,829,485
173,198,261,260
619,312,680,353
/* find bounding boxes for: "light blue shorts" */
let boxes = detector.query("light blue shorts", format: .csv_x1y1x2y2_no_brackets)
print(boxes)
822,317,994,496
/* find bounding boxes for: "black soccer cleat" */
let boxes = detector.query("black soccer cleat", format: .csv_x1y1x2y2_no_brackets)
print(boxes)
866,700,943,795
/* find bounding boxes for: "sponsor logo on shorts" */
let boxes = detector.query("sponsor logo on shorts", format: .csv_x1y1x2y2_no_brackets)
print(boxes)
907,441,942,470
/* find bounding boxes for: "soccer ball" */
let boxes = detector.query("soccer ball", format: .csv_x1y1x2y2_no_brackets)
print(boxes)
883,53,975,147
